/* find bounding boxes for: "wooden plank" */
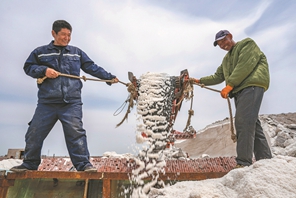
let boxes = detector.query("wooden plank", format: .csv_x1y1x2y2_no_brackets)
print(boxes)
6,171,130,180
102,179,111,198
5,171,228,181
83,179,89,198
0,179,15,187
0,186,9,198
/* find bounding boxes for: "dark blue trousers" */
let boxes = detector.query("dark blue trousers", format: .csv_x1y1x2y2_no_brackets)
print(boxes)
22,103,92,171
234,86,272,166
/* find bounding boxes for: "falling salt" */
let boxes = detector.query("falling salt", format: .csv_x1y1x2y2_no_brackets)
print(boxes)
130,72,174,198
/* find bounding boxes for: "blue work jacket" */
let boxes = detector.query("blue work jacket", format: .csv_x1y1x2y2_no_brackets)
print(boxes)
24,41,116,103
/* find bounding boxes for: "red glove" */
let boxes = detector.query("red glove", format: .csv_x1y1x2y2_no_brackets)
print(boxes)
221,85,233,98
192,78,200,84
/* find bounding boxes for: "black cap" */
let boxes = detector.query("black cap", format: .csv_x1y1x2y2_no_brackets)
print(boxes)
213,30,230,46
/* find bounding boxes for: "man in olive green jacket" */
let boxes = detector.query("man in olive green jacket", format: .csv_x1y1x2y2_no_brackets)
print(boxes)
194,30,272,167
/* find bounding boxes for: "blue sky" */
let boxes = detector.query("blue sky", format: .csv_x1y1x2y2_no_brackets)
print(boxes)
0,0,295,156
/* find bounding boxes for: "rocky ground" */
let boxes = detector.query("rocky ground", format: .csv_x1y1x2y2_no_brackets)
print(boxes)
176,112,296,159
148,112,296,198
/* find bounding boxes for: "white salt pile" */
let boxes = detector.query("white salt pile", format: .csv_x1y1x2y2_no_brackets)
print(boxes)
102,151,134,159
148,155,296,198
0,159,22,170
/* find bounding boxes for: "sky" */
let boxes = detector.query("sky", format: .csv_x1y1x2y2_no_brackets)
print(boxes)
0,0,295,157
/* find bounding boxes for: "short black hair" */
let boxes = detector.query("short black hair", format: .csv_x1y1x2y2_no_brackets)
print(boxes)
52,20,72,34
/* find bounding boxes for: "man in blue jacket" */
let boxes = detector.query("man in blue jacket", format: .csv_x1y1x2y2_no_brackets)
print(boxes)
10,20,118,172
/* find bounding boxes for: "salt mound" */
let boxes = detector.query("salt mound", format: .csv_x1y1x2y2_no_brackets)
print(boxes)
149,155,296,198
0,159,22,170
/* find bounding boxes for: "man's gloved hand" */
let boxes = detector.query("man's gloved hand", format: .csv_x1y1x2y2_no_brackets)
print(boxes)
190,78,200,84
221,85,233,98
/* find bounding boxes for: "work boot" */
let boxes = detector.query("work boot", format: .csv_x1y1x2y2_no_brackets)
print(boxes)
83,165,97,172
10,165,31,172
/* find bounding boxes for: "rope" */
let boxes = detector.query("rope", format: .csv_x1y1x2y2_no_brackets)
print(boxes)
113,95,129,116
184,105,194,132
37,73,126,85
113,77,235,144
190,79,237,143
115,83,137,127
37,72,135,127
182,80,195,132
226,96,236,142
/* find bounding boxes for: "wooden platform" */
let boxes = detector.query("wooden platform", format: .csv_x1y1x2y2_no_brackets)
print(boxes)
0,156,237,198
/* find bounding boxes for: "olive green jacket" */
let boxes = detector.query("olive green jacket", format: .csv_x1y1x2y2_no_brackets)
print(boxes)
200,38,270,97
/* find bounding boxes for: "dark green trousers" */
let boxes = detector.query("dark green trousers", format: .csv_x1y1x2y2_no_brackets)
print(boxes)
234,86,272,166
